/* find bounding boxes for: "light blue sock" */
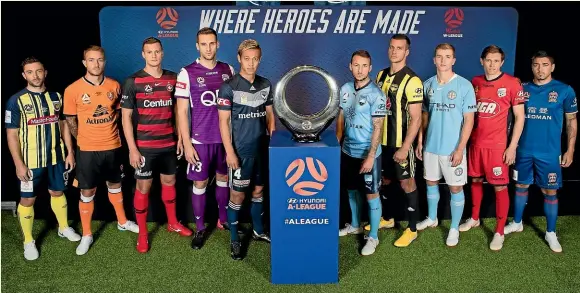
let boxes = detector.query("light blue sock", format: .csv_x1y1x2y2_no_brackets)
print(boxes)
368,197,381,239
347,190,360,228
426,185,440,221
450,190,465,230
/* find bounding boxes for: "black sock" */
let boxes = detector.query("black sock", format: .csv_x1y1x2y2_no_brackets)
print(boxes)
380,184,395,220
406,189,419,232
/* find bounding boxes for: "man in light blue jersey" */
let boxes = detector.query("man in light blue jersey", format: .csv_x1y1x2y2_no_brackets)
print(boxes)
336,50,386,256
506,51,577,252
415,43,477,246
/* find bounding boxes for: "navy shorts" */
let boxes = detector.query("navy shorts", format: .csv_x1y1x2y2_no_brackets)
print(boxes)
20,161,67,198
341,152,382,194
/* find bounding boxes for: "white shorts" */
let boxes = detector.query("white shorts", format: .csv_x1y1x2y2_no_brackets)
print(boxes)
423,151,467,186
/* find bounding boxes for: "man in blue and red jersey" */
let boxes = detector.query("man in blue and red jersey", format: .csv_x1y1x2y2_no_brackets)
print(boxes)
121,37,192,253
175,27,235,250
505,50,577,252
459,45,526,251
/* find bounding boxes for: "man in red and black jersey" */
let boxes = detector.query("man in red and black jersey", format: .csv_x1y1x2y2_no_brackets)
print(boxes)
121,37,192,253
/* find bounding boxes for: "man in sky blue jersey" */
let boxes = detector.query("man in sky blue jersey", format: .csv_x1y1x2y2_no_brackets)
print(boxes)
505,51,577,252
336,50,386,256
415,43,477,246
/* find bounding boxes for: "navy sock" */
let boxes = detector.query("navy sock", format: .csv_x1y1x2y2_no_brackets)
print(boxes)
544,193,558,233
251,197,264,234
227,200,241,241
513,187,529,223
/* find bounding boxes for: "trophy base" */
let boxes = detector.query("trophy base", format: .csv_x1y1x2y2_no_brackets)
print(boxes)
291,132,321,143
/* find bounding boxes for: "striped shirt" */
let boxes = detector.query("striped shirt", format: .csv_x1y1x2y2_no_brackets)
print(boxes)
5,89,66,169
121,69,177,153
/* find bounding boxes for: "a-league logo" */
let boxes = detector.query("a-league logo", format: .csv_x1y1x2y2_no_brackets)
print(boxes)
285,157,328,196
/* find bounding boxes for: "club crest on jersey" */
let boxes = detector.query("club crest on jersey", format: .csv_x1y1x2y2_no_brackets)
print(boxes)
260,90,268,100
497,88,507,98
23,104,34,114
222,74,230,81
52,101,62,111
107,91,114,101
548,173,557,184
447,90,457,100
342,92,348,103
81,93,91,104
493,167,502,176
390,84,399,93
548,91,558,103
166,84,174,92
358,97,367,106
197,77,205,86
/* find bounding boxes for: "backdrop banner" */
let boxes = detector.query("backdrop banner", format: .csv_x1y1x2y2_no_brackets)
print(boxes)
100,5,518,125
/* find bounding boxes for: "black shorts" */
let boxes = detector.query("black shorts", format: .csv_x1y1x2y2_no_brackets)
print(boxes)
135,150,178,180
341,152,382,194
381,145,415,181
76,147,124,189
229,155,266,192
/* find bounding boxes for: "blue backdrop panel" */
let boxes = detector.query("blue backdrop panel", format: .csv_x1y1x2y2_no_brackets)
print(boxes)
269,130,340,284
100,5,518,128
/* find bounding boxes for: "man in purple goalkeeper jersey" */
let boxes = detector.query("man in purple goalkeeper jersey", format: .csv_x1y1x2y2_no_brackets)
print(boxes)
175,27,235,250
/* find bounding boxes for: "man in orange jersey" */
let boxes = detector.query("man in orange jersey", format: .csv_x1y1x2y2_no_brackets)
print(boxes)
64,45,139,256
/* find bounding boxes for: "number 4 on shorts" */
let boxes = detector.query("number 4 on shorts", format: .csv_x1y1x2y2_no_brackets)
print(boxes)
234,168,241,179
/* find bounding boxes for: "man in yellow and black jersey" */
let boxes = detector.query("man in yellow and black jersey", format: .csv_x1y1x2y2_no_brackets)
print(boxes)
367,34,423,248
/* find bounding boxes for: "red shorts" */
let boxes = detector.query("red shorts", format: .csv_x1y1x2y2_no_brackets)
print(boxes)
468,145,509,185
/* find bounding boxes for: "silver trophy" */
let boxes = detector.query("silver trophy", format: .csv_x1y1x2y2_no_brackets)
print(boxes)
274,65,340,143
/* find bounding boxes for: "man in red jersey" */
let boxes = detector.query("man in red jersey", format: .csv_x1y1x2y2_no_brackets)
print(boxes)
459,45,525,251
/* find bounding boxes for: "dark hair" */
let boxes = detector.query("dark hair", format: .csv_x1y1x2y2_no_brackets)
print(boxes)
434,43,456,58
531,50,555,64
142,37,163,51
21,57,43,71
480,45,505,61
197,27,218,42
391,34,411,49
351,49,372,64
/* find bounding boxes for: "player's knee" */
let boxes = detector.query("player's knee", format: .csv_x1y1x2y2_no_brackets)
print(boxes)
215,173,228,183
106,181,121,189
426,180,439,187
472,177,484,183
400,179,416,193
192,184,207,196
449,186,463,194
366,193,380,200
48,190,63,197
516,183,530,189
136,180,153,194
80,191,96,203
81,188,96,198
160,175,176,186
230,190,245,203
216,178,228,188
193,179,208,190
541,188,557,196
19,197,35,207
382,177,391,186
494,185,507,192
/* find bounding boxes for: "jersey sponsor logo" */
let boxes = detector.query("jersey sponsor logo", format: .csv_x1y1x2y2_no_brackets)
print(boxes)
201,90,219,106
523,91,531,101
5,110,11,123
386,97,392,115
548,91,558,103
144,99,172,108
87,105,113,124
526,107,551,120
515,90,525,101
82,93,91,104
476,99,500,118
176,81,187,89
430,102,456,112
238,110,266,119
135,169,152,177
21,180,33,193
497,88,507,98
447,90,457,100
217,98,231,106
27,115,58,125
285,157,328,196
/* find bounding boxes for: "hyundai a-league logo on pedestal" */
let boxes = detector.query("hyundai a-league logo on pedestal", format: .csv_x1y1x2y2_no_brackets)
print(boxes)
285,157,328,196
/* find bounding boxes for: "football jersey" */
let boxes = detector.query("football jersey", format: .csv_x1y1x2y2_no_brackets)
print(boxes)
216,74,273,158
470,73,525,150
121,69,177,153
519,79,577,155
340,80,387,159
375,66,423,147
5,89,66,169
423,74,477,156
63,77,122,151
175,59,235,144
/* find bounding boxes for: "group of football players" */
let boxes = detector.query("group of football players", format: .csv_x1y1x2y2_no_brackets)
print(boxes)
6,28,576,261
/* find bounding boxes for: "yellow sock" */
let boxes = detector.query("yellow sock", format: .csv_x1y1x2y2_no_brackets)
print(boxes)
50,195,69,229
17,204,34,244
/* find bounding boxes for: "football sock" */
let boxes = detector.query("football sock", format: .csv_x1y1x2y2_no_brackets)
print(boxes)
544,193,558,233
426,184,440,221
228,200,241,242
215,180,229,224
450,190,465,230
495,188,509,235
192,185,207,231
161,184,178,225
347,190,361,228
50,195,69,229
471,181,483,220
79,193,95,236
251,196,264,234
406,189,419,232
134,189,149,237
17,204,34,244
368,197,381,239
513,186,529,223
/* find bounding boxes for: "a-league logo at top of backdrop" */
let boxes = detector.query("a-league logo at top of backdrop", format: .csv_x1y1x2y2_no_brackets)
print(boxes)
156,7,179,38
285,157,328,196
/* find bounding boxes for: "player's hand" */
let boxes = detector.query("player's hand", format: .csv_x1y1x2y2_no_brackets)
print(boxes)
184,143,200,165
226,152,240,170
176,137,184,160
65,153,76,171
393,147,409,164
129,150,143,170
360,156,374,174
561,150,574,168
503,146,517,165
415,143,423,161
16,164,32,182
450,148,464,167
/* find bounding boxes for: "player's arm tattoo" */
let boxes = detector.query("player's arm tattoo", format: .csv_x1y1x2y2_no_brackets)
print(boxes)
368,116,384,158
566,113,577,152
65,115,78,139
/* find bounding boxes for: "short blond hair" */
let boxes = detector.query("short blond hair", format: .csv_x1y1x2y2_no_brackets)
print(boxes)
237,39,261,57
84,45,105,60
434,43,455,58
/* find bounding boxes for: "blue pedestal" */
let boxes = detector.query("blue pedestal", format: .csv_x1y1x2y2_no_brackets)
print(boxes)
269,130,340,285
